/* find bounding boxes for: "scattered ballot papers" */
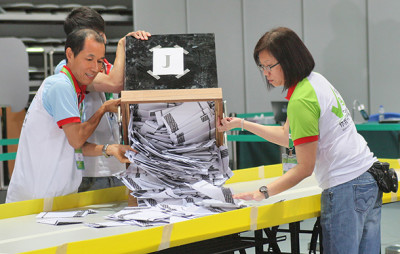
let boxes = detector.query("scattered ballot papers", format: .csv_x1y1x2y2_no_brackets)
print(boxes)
112,102,247,227
36,210,96,226
37,102,247,229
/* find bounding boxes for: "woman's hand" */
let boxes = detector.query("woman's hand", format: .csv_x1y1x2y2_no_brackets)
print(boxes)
217,117,242,132
233,190,265,201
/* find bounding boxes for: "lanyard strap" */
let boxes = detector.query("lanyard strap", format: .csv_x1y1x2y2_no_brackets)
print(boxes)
289,127,294,149
103,59,113,101
105,92,113,101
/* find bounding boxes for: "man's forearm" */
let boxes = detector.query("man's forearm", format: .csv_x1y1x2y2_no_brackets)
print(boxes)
77,105,107,143
63,99,119,149
63,105,107,149
82,142,103,156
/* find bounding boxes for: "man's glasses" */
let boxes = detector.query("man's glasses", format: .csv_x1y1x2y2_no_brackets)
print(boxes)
258,62,280,72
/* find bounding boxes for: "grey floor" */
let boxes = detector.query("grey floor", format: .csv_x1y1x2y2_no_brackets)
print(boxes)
0,189,5,203
0,189,399,253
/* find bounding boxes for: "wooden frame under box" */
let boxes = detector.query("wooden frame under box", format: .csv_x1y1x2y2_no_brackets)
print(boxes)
120,88,224,206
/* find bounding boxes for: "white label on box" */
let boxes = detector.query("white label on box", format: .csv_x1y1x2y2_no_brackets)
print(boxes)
152,47,184,75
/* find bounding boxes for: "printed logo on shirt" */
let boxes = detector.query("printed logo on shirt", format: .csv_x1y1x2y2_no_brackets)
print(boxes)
338,108,352,130
331,86,344,118
330,86,351,131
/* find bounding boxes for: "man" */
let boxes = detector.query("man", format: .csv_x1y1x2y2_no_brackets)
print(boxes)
54,7,150,192
6,29,135,203
55,7,151,92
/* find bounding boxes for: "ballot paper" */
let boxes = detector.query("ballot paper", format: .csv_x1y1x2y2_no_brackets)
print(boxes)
36,210,97,226
104,202,245,227
112,101,243,226
36,210,92,219
191,180,235,204
85,221,132,228
37,218,84,226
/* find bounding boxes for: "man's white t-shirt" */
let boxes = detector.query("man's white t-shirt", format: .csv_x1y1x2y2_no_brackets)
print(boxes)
6,69,83,202
55,60,125,177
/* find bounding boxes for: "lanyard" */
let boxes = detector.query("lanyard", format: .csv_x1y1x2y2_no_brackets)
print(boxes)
282,127,296,173
105,92,113,101
103,59,114,101
289,128,294,149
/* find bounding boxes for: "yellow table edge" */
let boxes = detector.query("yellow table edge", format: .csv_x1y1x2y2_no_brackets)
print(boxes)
0,186,129,220
2,158,399,253
21,226,164,254
2,158,397,220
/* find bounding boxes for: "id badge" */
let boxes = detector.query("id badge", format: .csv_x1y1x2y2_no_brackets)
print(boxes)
282,148,297,173
74,148,85,170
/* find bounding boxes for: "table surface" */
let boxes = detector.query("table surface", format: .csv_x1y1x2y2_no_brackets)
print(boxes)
0,177,321,254
0,161,399,254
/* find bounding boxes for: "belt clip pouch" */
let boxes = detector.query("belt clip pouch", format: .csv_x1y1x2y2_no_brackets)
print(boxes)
282,148,297,173
368,162,398,193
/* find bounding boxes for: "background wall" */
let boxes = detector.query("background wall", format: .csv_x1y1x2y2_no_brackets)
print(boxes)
0,0,135,186
0,0,398,120
133,0,400,122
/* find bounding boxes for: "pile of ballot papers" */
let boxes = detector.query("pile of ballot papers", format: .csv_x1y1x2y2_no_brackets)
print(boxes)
36,102,246,228
102,200,242,227
115,102,245,216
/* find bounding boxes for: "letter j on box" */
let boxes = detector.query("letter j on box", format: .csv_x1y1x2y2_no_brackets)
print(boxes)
152,47,184,75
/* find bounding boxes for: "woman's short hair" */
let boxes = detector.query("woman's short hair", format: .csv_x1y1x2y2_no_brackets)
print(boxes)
65,28,105,59
253,27,315,90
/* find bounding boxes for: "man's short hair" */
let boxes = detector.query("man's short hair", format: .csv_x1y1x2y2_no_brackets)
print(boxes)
65,28,105,59
64,7,105,35
253,27,315,90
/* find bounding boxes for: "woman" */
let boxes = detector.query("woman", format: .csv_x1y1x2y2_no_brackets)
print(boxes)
218,27,382,253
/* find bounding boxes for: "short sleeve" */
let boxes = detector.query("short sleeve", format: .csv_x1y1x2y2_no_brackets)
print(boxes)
42,75,80,128
288,97,320,146
54,59,66,74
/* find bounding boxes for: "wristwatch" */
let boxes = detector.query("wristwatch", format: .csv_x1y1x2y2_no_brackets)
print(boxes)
102,144,110,158
259,185,269,199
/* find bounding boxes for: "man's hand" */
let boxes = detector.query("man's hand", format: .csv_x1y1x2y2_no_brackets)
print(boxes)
130,30,151,40
106,144,137,163
118,30,151,47
101,98,120,113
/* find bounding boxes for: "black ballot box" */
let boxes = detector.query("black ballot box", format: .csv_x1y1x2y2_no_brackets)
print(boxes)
122,32,222,144
122,33,223,146
122,34,223,206
125,33,217,90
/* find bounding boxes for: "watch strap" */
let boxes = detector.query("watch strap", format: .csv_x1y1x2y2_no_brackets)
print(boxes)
102,144,110,158
259,185,269,199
